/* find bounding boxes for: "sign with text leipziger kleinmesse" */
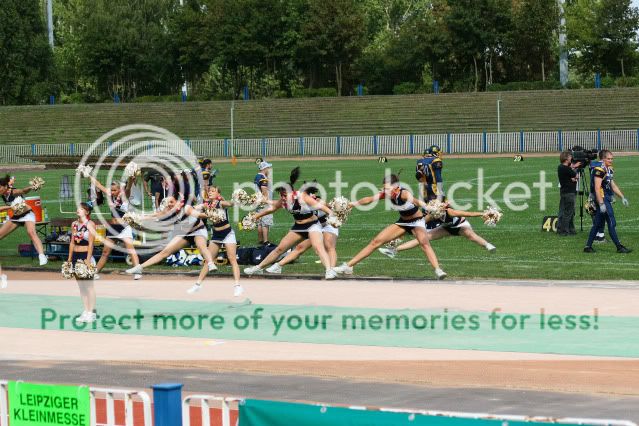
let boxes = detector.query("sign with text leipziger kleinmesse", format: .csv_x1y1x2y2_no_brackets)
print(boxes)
8,381,90,426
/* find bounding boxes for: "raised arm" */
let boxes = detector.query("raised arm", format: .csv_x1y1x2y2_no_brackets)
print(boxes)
11,186,33,196
89,176,109,194
254,200,282,219
301,192,333,216
445,208,482,218
350,192,383,207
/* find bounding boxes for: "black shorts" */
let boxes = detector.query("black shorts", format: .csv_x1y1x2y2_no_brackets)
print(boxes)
442,225,461,236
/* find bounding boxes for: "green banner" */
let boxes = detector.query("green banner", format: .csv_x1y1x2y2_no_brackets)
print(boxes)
8,381,91,426
239,399,605,426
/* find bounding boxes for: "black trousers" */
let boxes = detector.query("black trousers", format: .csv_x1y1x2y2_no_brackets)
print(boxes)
557,192,576,234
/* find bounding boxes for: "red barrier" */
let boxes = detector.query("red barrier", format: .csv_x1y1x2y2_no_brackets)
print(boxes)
93,398,238,426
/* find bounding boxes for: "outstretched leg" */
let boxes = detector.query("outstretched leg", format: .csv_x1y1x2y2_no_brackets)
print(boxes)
344,224,405,268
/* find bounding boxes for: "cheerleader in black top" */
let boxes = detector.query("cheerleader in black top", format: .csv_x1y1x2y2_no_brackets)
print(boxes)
244,167,337,279
88,175,141,279
189,186,243,296
125,196,216,276
334,174,447,280
68,203,97,323
0,175,47,265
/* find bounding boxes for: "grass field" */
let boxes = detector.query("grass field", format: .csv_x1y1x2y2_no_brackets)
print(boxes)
1,155,637,280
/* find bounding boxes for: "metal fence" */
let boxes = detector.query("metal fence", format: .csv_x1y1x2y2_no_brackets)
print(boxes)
1,129,638,163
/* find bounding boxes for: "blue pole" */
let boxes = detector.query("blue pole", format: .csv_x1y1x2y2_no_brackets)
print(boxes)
31,144,36,155
152,383,183,426
299,137,304,156
446,133,451,154
409,134,414,155
49,95,55,105
558,129,563,151
70,143,75,155
433,80,439,94
223,138,228,158
482,130,487,153
519,130,525,153
373,135,378,156
261,138,267,157
108,141,113,156
336,136,341,155
597,128,602,150
243,86,249,101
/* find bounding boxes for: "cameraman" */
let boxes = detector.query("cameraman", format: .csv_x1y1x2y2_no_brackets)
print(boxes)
584,150,631,253
557,151,581,235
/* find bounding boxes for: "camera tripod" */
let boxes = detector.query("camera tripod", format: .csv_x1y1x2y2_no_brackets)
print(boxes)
576,167,591,232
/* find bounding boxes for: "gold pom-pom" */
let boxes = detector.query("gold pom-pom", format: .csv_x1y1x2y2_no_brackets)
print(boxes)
482,206,503,227
240,212,258,231
10,197,29,216
61,261,74,279
425,199,447,220
29,177,45,191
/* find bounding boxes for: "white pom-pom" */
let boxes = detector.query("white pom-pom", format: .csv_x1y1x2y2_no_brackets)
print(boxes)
159,197,171,211
29,177,45,191
61,261,74,279
206,208,227,225
385,238,403,249
73,260,96,279
328,196,352,224
122,211,144,230
240,212,258,231
76,165,93,178
123,162,141,180
326,215,343,228
482,206,503,227
425,199,447,220
10,197,29,216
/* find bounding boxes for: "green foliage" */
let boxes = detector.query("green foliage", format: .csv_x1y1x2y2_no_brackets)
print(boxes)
487,81,564,91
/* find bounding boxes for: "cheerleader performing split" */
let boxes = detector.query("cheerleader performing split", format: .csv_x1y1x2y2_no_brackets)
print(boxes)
68,203,98,323
0,175,48,265
189,186,244,297
265,191,339,274
125,196,216,278
379,205,496,259
244,167,338,279
333,174,447,280
88,175,141,280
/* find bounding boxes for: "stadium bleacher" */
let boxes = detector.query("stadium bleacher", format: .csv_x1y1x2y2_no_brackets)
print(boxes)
0,88,638,145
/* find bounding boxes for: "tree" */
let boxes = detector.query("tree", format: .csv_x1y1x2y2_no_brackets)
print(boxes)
299,0,367,95
0,0,55,105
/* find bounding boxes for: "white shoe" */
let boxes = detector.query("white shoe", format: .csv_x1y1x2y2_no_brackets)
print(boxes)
133,273,143,280
208,262,217,272
77,311,89,323
93,273,101,280
126,265,143,275
186,283,201,294
378,247,397,259
84,312,96,323
266,263,282,274
333,263,353,275
435,268,447,280
485,243,496,253
233,284,245,297
325,268,337,280
0,274,7,289
244,265,263,275
39,254,48,266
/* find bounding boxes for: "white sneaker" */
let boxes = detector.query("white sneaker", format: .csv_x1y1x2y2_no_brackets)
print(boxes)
76,311,89,323
485,243,496,253
325,268,337,280
244,265,263,275
378,247,397,259
266,263,282,274
333,263,353,275
84,312,97,323
133,273,143,280
186,283,202,294
93,273,101,280
125,265,143,275
435,268,447,280
233,284,245,297
39,254,48,266
208,262,218,272
0,274,7,289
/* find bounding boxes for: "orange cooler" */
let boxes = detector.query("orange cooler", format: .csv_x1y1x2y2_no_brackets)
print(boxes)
25,196,43,222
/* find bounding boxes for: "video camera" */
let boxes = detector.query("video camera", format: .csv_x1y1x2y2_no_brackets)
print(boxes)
570,146,598,168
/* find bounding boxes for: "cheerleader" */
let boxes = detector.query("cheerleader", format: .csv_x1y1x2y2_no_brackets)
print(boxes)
379,205,496,258
68,203,97,323
266,188,339,274
244,167,337,279
333,174,447,280
189,186,243,296
88,175,141,280
124,196,216,276
0,175,48,265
